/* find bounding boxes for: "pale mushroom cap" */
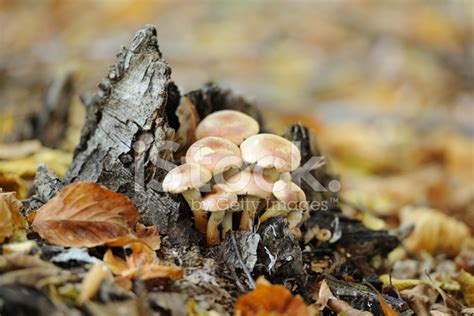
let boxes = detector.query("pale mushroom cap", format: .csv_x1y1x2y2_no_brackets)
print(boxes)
272,180,306,208
195,110,259,145
162,163,211,194
219,170,273,199
185,136,242,175
240,134,301,172
202,188,238,212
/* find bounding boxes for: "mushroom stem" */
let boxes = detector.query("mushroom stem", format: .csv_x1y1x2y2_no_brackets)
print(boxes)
221,211,233,240
207,210,225,246
259,203,289,223
287,209,303,229
239,196,260,231
263,167,280,182
182,189,208,234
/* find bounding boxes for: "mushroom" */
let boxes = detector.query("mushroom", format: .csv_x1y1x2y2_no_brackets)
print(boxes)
202,186,238,245
221,170,273,231
196,110,259,145
163,163,212,234
260,180,306,228
185,136,242,177
240,134,301,181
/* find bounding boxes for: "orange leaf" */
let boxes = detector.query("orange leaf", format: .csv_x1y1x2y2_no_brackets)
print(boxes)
32,182,140,248
103,249,128,275
234,277,309,316
135,223,161,250
366,283,398,316
0,191,27,243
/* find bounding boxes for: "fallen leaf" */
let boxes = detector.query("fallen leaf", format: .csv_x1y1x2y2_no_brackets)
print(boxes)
234,276,310,316
400,206,471,256
0,147,72,178
314,280,373,316
400,284,437,316
103,249,128,275
0,173,27,199
135,223,161,251
103,242,184,283
457,271,474,307
0,140,42,160
365,282,398,316
77,261,113,305
32,182,140,248
379,274,422,291
0,191,27,243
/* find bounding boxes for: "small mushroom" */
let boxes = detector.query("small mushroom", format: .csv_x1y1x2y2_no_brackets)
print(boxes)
221,170,273,231
196,110,259,145
240,134,301,181
163,163,212,234
185,136,242,176
260,180,306,228
202,186,238,245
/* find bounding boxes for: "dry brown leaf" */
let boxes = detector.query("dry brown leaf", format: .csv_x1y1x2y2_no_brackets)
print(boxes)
103,242,183,283
135,223,161,250
400,284,437,316
0,191,27,243
0,147,72,178
77,261,113,305
457,271,474,307
234,276,310,316
0,173,27,199
400,206,471,256
32,182,140,248
103,249,128,275
314,280,372,316
0,140,42,160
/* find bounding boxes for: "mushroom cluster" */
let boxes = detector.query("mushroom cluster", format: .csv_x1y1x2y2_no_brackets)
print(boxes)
163,110,306,245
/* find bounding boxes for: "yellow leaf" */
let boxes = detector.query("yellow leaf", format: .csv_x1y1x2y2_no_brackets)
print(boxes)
379,274,421,291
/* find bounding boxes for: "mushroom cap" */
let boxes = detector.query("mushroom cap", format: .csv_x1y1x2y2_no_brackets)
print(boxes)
185,136,242,175
162,163,211,194
240,134,301,172
196,110,259,145
202,187,238,212
219,170,273,199
287,210,303,229
272,180,306,209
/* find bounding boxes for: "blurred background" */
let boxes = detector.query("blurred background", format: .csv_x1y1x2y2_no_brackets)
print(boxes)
0,0,473,230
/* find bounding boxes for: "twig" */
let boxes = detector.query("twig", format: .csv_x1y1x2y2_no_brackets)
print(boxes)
230,231,256,289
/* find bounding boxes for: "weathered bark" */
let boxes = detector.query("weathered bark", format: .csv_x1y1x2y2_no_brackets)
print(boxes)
64,25,195,243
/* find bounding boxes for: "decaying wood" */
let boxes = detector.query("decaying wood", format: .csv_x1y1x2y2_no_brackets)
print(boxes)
63,25,195,244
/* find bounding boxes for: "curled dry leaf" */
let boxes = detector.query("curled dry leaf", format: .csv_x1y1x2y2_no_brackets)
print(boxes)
32,182,140,248
103,242,183,284
400,206,471,256
457,271,474,307
400,284,437,316
379,274,422,291
77,261,113,305
0,191,27,243
234,276,309,316
314,280,373,316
